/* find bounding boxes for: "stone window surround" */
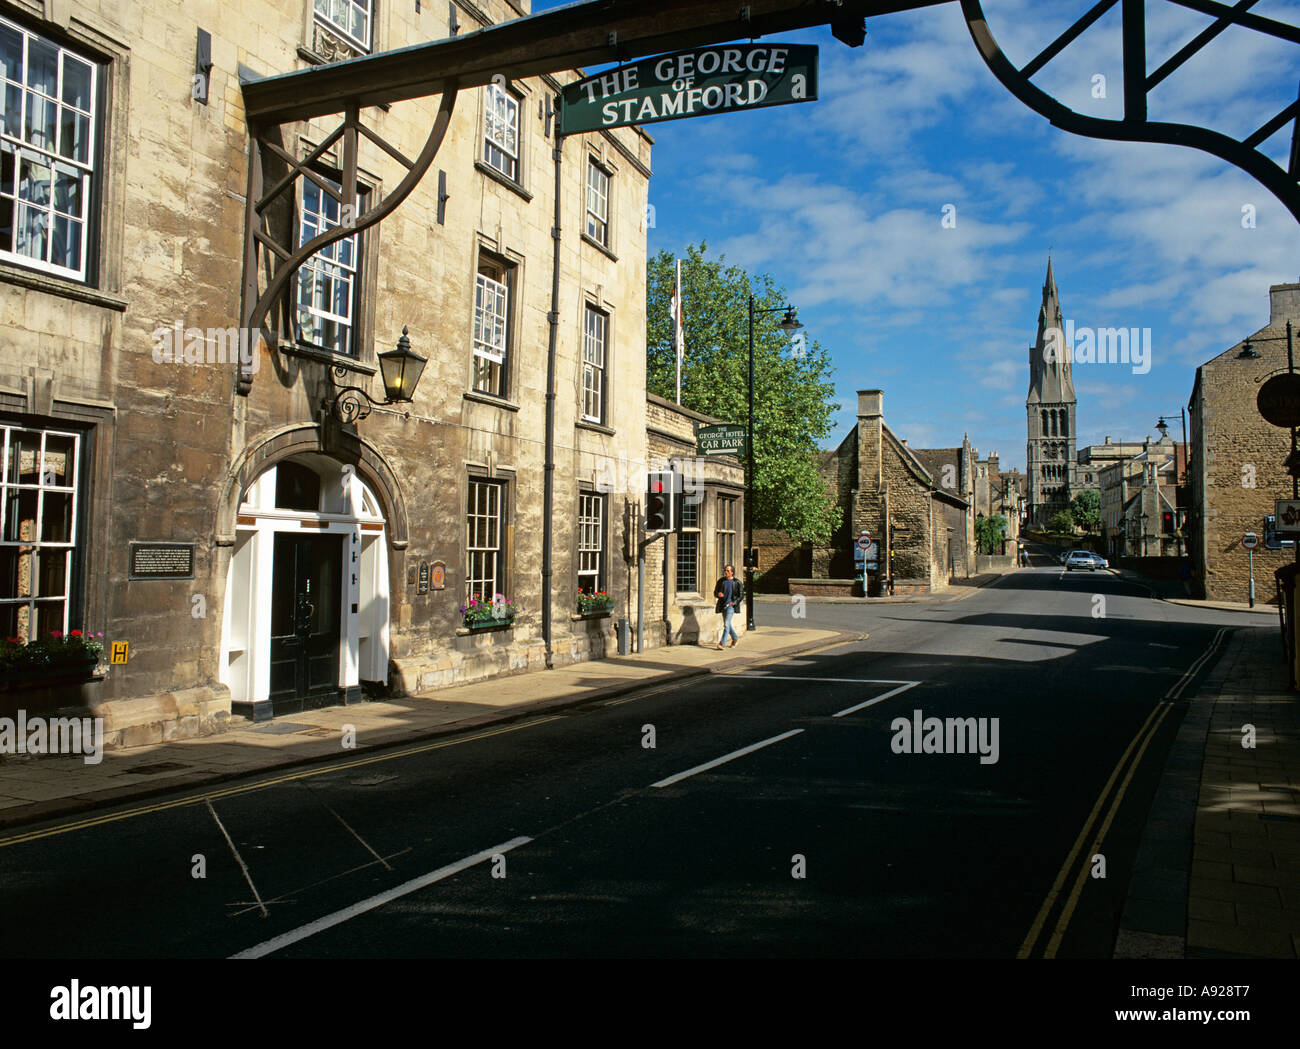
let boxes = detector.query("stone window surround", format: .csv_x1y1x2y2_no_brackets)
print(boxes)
290,136,383,375
0,390,115,655
468,236,524,401
575,484,606,598
0,6,128,306
464,463,514,605
311,0,375,55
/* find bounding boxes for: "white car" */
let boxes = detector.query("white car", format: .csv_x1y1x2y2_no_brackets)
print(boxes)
1064,550,1096,571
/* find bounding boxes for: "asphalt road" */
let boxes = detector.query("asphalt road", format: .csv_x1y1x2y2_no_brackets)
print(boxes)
0,556,1264,958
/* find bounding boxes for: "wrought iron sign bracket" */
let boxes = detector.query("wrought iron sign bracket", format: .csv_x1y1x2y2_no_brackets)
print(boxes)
237,80,459,395
960,0,1300,224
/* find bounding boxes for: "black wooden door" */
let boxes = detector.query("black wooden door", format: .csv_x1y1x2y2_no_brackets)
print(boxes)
269,533,343,708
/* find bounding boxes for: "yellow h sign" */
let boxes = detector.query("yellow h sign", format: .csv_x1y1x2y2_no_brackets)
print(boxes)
109,641,129,664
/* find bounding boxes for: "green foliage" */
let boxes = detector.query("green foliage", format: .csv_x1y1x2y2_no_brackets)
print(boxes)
647,243,841,544
1047,509,1075,534
975,514,1008,554
0,629,104,674
1069,488,1101,532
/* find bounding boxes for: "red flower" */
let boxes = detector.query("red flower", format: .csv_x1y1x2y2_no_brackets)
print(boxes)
70,629,82,637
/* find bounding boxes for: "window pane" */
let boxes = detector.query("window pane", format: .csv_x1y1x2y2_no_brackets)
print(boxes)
1,82,18,137
0,24,20,81
26,38,58,97
58,108,88,163
33,598,64,638
3,487,36,541
61,55,91,110
7,428,40,484
36,547,65,595
25,92,54,149
41,490,71,542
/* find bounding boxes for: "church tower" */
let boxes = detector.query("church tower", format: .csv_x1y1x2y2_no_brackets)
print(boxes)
1026,259,1078,528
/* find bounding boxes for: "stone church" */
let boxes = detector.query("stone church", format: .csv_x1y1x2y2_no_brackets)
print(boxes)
1025,260,1079,527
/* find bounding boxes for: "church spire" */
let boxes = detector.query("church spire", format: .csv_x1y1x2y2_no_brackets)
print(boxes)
1028,256,1073,404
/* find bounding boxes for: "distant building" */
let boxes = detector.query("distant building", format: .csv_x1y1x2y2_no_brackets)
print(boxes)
1077,437,1146,494
1098,435,1185,558
1026,259,1080,527
642,395,745,645
815,390,972,594
1188,283,1300,604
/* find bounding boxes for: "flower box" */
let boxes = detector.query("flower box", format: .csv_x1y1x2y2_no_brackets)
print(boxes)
0,655,100,692
576,591,614,616
464,615,515,632
1,631,104,690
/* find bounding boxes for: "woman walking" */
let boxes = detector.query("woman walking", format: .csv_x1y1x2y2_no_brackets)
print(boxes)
714,563,743,650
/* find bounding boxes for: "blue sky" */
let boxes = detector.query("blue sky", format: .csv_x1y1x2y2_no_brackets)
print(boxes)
536,0,1300,468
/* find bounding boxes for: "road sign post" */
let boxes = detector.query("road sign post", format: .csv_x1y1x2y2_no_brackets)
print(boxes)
1244,531,1259,607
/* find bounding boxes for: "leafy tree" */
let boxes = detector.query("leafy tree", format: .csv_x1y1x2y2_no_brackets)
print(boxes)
975,514,1008,554
1047,509,1075,534
646,242,841,544
1069,488,1101,532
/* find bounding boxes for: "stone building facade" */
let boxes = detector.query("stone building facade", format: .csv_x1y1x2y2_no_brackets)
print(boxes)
642,394,745,645
819,390,970,594
1098,435,1185,558
1188,283,1300,604
0,0,653,742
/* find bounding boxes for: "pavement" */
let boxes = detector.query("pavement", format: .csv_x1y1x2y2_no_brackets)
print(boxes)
0,624,858,830
1116,623,1300,958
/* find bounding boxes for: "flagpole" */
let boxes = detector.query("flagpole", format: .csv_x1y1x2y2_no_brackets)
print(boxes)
674,257,682,404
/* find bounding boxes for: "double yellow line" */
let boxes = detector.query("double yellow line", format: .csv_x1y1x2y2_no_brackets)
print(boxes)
1018,627,1227,958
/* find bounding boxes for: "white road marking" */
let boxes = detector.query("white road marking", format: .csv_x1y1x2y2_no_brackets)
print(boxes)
832,681,921,718
230,835,532,958
207,799,268,919
1148,642,1178,649
650,729,804,789
728,674,917,684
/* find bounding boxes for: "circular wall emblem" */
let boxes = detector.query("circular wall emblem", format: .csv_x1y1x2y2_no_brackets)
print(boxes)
1256,373,1300,428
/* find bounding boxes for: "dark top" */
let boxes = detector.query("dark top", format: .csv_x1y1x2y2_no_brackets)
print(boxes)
714,577,743,614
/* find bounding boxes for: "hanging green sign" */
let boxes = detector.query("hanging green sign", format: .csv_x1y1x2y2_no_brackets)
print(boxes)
697,423,748,456
560,44,818,134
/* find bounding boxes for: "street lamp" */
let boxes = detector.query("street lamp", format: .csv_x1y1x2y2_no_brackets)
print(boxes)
323,326,427,423
746,296,802,631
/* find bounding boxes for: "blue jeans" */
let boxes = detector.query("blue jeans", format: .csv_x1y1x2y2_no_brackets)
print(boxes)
720,604,739,643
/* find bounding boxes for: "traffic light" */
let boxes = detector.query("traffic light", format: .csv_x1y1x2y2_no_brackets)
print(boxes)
645,470,676,532
1162,511,1175,534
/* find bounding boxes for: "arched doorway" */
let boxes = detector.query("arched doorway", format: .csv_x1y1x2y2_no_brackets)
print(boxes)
220,453,390,719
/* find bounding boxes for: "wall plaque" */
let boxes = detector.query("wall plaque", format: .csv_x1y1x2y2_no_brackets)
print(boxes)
430,560,446,590
418,561,430,594
129,542,195,580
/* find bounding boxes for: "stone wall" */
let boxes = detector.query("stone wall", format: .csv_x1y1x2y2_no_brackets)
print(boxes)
1190,284,1300,605
0,0,653,741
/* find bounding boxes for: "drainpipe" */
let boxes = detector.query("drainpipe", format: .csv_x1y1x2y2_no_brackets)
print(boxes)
542,111,564,669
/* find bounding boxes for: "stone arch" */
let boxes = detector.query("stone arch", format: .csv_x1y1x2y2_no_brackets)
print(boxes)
215,423,409,549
